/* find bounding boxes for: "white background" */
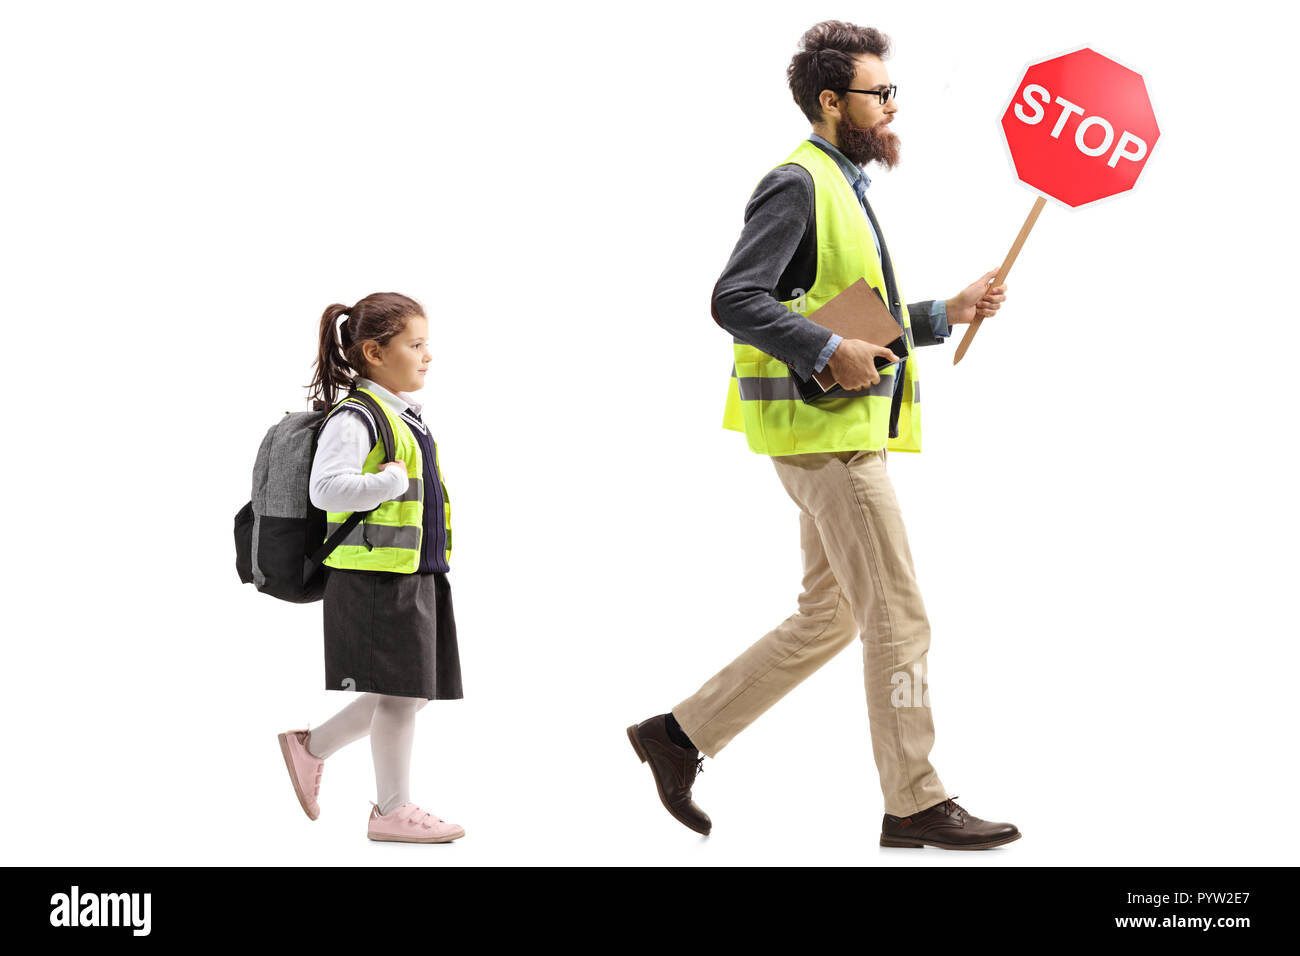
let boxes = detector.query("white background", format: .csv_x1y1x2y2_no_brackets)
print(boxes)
3,0,1296,866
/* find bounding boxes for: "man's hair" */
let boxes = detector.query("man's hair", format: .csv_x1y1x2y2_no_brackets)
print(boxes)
787,20,892,124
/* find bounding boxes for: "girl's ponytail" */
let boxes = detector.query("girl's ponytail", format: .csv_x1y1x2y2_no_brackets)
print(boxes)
307,303,358,410
304,293,426,410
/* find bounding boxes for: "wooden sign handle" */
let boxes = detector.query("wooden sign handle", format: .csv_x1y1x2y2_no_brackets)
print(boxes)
953,195,1046,365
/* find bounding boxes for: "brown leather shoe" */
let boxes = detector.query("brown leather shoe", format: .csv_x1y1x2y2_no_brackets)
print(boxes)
626,714,711,835
880,795,1020,850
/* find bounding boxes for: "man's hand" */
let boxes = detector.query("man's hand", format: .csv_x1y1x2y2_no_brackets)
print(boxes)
826,338,900,390
947,269,1008,326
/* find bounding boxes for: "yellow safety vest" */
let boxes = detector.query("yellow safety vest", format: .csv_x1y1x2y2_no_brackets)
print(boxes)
321,387,425,574
722,139,922,455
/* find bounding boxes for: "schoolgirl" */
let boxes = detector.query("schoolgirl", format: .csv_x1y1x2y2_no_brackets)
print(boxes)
276,292,465,844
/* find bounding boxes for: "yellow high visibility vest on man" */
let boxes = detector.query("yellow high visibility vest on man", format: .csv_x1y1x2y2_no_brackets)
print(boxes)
722,138,922,456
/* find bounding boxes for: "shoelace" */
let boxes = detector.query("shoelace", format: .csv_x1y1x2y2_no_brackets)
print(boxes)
940,795,966,820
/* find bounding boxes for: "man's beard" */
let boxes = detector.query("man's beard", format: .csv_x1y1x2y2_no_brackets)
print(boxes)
837,114,900,170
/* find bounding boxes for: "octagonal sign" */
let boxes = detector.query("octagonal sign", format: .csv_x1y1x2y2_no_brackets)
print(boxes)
1001,47,1159,209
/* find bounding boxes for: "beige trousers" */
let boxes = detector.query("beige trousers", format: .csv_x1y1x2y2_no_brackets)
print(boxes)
673,447,948,817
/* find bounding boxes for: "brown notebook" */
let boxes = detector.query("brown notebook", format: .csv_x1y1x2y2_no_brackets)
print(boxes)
800,278,906,399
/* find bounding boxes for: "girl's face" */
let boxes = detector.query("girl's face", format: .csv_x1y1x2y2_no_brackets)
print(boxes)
363,315,432,395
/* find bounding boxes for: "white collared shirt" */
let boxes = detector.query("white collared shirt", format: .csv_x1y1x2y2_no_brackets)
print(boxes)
308,377,424,513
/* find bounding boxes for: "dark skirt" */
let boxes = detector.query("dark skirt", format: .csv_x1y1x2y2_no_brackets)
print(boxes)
322,568,463,700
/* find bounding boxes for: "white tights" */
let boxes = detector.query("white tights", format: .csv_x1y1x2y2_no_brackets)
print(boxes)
303,693,429,815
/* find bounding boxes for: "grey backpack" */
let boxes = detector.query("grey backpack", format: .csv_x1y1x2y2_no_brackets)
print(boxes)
234,390,395,603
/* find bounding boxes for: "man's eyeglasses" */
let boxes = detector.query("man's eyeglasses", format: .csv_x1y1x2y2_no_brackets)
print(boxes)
836,85,897,106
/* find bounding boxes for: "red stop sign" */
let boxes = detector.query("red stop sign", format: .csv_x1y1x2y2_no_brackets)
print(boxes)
1000,47,1159,209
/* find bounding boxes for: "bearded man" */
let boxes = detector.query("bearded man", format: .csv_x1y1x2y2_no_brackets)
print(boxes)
627,20,1018,851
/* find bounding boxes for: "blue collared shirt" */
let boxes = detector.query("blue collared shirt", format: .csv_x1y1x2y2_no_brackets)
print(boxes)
806,133,949,373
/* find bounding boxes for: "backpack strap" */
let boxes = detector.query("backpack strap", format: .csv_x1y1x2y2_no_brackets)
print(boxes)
318,389,397,463
303,388,402,582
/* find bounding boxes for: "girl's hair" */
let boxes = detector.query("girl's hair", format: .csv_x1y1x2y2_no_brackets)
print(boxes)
306,292,426,409
787,20,892,125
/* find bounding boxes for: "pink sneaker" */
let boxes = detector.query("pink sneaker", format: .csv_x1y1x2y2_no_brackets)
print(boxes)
277,728,323,820
367,802,465,843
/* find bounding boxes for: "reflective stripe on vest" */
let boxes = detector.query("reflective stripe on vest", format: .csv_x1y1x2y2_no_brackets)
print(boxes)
392,476,422,503
324,521,422,551
321,387,424,574
721,139,922,456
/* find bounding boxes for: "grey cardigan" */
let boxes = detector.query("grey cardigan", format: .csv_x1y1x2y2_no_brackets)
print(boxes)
711,140,950,387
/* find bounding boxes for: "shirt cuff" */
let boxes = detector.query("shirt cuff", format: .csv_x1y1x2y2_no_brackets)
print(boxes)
930,299,950,339
383,464,409,498
813,333,842,373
